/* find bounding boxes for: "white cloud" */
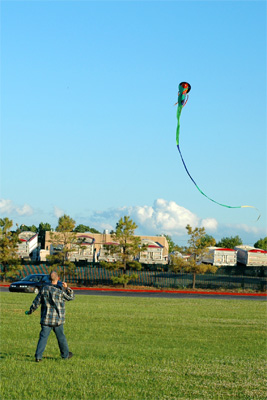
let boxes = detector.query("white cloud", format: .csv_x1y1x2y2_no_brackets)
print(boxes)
97,222,114,232
130,199,200,235
16,204,34,216
201,218,218,232
91,198,218,237
0,199,34,216
0,199,14,214
53,206,64,219
227,223,265,235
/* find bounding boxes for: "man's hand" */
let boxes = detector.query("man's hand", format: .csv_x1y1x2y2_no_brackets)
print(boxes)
62,282,68,289
25,311,30,315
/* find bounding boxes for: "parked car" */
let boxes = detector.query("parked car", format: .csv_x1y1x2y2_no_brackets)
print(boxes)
9,274,62,294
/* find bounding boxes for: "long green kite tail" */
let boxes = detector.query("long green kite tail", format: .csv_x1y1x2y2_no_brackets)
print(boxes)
176,104,182,146
175,81,261,221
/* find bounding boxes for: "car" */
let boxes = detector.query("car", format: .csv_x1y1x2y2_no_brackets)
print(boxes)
9,274,62,294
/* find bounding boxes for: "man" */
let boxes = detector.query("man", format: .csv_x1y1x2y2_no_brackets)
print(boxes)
25,271,74,362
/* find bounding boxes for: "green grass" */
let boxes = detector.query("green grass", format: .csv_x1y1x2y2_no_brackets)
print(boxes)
0,293,266,400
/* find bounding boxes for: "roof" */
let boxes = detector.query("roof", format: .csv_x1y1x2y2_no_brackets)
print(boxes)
19,231,38,242
235,245,267,254
248,249,267,254
141,239,163,248
77,235,95,245
209,247,236,252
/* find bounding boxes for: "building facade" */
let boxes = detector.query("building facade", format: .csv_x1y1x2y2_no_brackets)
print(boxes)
44,231,169,263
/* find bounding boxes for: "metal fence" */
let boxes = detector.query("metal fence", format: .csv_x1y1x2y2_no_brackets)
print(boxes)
3,264,266,292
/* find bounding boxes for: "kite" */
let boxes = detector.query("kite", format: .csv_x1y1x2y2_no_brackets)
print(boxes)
175,81,261,220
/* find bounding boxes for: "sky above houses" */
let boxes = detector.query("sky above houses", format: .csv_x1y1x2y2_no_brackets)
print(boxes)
1,0,266,247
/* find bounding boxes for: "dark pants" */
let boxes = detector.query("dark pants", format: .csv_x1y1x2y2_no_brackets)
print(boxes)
35,324,69,360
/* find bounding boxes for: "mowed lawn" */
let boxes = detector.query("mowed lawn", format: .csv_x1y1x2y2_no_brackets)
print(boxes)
0,293,266,400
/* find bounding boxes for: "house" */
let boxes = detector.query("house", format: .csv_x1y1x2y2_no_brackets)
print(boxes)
138,239,168,264
17,231,38,260
97,242,120,263
201,247,237,266
69,234,95,262
234,245,267,266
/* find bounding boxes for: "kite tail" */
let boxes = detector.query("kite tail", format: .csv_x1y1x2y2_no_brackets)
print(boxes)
176,105,182,146
176,144,261,220
241,205,261,221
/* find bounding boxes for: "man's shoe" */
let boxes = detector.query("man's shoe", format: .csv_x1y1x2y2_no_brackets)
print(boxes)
62,351,73,360
35,359,42,362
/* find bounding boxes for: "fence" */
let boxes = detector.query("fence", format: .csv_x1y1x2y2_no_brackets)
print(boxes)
2,264,266,292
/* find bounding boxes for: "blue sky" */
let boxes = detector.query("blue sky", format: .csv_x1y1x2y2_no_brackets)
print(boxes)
1,0,266,247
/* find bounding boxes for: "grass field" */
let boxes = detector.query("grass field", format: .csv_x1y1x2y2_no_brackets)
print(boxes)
0,293,266,400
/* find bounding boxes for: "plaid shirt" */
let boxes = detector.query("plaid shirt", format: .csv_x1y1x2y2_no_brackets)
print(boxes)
29,284,74,326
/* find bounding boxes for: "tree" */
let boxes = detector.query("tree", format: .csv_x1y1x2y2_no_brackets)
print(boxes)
74,224,100,234
111,216,143,270
38,222,52,249
200,234,216,248
162,234,183,253
47,215,77,281
1,218,13,234
169,225,218,289
216,235,242,249
254,237,267,251
186,225,209,259
102,216,144,288
18,224,38,233
56,215,76,232
0,218,22,282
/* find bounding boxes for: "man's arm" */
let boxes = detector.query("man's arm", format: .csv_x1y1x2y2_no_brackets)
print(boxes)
27,290,42,314
62,282,75,301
